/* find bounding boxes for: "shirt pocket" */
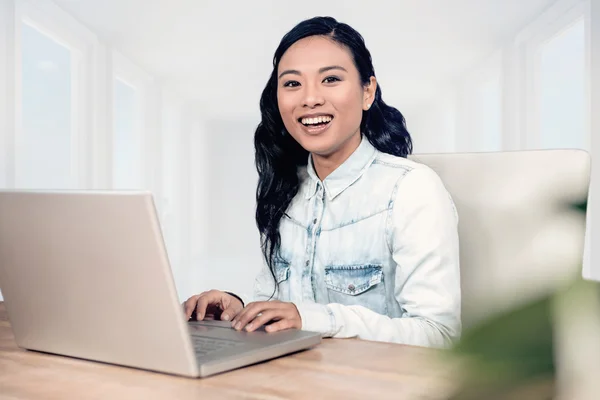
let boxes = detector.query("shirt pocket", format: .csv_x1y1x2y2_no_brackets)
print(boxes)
324,264,387,315
274,260,291,301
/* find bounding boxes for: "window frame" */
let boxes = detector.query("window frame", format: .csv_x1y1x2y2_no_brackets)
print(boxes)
514,0,593,281
0,0,16,188
111,49,155,189
13,0,98,189
516,0,590,150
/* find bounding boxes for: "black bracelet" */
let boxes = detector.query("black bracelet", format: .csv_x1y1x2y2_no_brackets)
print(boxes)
225,291,245,307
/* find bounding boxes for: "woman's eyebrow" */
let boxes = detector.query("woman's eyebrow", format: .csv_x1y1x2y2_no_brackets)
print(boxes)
318,65,347,74
278,69,301,79
278,65,348,79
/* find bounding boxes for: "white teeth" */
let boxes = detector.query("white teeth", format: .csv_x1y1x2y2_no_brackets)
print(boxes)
301,116,332,125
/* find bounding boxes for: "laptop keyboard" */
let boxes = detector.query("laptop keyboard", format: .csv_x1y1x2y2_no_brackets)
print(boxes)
190,335,243,357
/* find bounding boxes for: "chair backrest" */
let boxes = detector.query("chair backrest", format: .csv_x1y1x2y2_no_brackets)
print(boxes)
409,149,591,329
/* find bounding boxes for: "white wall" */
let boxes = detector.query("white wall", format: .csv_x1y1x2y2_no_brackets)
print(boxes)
406,88,458,154
187,117,264,301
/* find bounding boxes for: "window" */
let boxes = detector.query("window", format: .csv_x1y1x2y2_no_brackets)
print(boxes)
13,0,97,190
17,22,73,189
538,18,587,150
517,0,592,279
520,0,590,151
111,51,153,190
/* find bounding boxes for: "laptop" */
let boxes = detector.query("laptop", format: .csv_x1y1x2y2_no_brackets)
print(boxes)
0,190,321,378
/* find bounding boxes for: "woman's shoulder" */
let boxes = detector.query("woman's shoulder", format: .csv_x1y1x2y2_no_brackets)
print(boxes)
372,151,441,180
371,151,453,199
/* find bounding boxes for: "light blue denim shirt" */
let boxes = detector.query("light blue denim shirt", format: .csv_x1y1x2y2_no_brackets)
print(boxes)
253,136,461,348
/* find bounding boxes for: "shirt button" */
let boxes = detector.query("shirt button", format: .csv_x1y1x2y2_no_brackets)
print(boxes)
306,260,310,266
348,284,356,292
313,218,317,224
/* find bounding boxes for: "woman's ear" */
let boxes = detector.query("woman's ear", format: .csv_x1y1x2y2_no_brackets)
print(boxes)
363,76,377,111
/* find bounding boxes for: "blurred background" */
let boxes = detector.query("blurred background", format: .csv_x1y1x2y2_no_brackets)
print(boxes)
0,0,597,302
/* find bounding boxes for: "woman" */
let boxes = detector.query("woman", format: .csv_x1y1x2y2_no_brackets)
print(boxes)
184,16,461,348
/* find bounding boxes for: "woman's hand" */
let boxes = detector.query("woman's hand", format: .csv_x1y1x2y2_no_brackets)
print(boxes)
183,290,244,322
231,300,302,333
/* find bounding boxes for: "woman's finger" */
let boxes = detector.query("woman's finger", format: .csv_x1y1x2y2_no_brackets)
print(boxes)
183,295,200,320
194,290,225,320
220,299,242,321
244,309,281,332
264,318,295,333
194,295,212,320
232,302,269,330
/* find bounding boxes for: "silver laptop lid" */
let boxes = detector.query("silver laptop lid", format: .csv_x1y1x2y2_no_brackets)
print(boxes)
0,191,199,377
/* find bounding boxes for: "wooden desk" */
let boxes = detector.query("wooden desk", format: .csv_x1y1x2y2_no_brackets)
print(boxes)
0,303,459,399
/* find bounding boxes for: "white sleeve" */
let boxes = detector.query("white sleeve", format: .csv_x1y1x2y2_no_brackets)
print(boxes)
294,167,462,348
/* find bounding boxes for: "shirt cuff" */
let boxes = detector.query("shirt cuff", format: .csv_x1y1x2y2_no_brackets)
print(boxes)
294,302,337,337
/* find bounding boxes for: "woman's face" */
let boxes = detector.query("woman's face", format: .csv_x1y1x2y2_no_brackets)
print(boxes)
276,36,376,158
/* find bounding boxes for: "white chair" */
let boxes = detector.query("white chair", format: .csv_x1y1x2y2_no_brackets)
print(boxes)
409,149,591,330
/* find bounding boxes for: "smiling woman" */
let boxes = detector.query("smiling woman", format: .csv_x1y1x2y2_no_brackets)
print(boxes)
184,16,461,348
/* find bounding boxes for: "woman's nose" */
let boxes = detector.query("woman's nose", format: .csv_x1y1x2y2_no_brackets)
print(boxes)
302,84,324,108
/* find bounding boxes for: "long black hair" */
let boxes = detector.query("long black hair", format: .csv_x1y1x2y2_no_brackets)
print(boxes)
254,16,413,284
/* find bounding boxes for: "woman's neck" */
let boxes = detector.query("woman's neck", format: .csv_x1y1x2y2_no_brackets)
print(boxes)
312,132,362,181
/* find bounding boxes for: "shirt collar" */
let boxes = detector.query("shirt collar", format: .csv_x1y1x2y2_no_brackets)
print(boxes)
305,135,377,201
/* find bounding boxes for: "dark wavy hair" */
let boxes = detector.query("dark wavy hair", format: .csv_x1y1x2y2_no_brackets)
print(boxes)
254,16,413,285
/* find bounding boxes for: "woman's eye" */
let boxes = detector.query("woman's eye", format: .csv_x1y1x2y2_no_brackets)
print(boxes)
283,80,300,88
323,76,341,83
